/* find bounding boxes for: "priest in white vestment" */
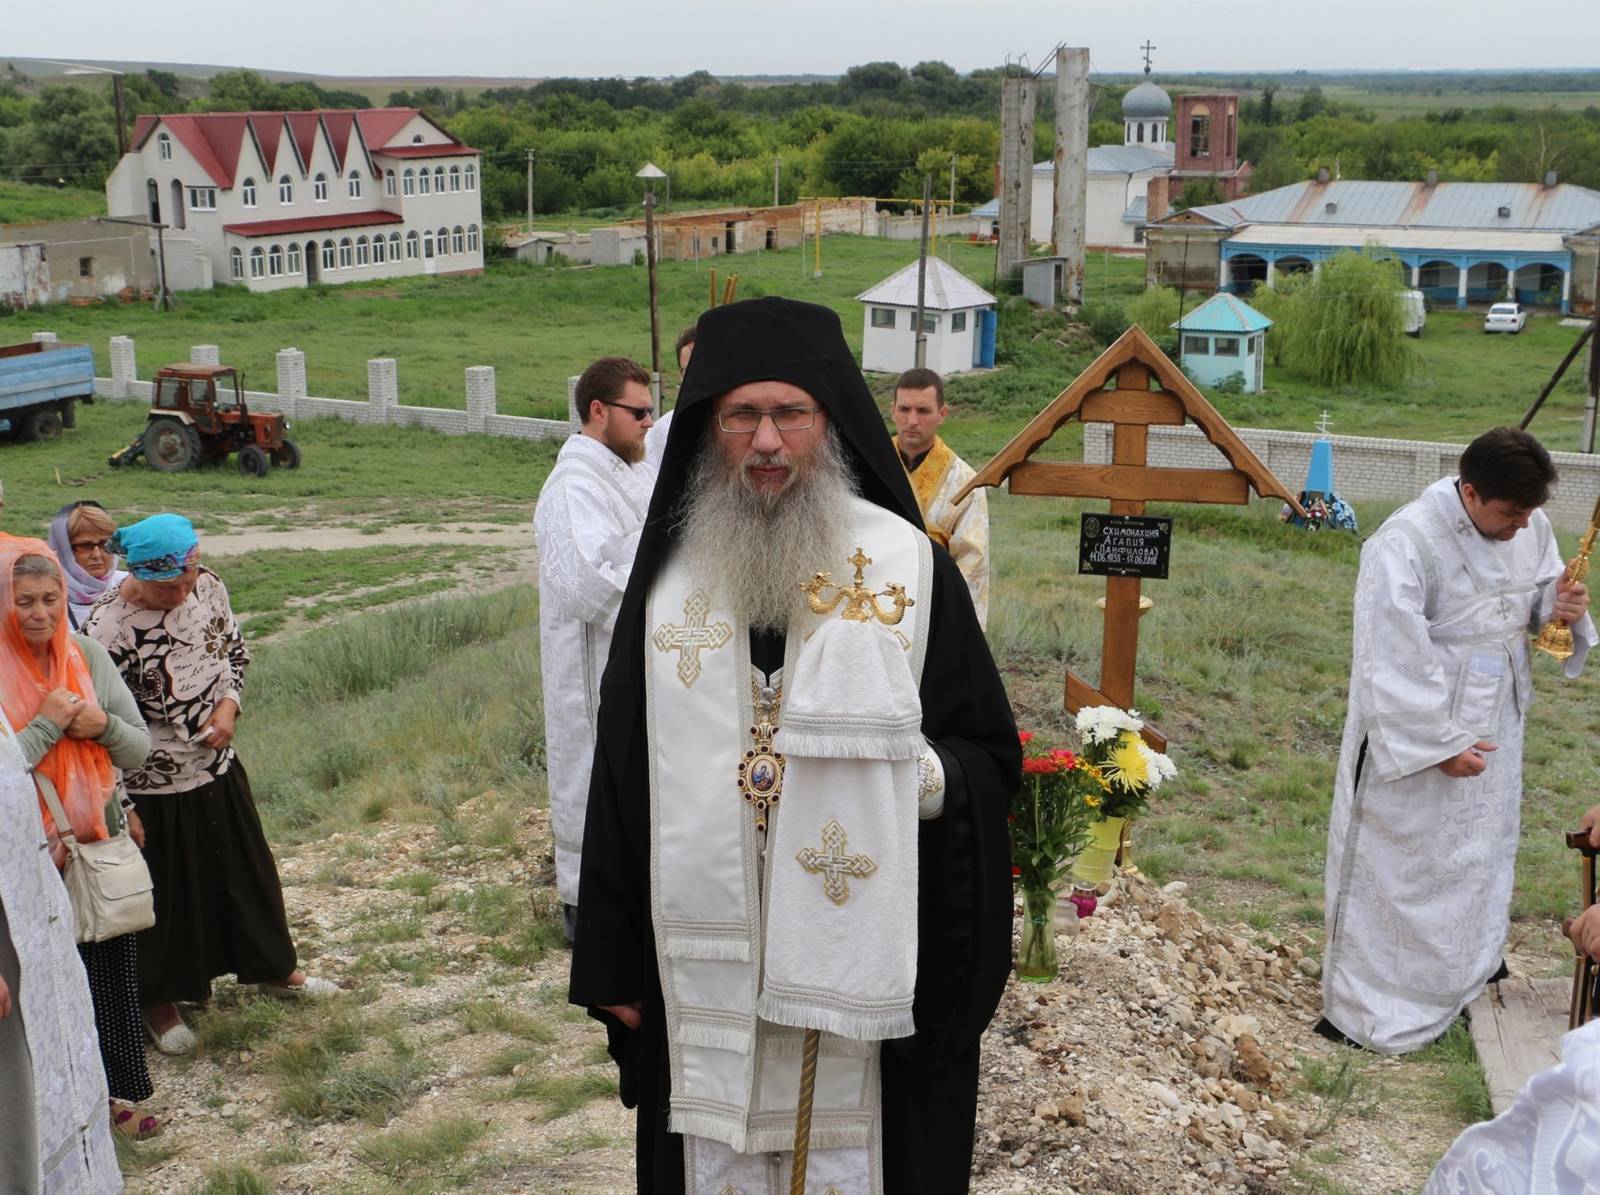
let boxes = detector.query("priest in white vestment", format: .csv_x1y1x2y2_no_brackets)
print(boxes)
644,325,698,472
535,356,657,939
1322,428,1594,1055
890,369,989,628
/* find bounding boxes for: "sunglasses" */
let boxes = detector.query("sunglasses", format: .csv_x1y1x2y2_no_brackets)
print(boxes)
600,400,654,422
71,539,115,555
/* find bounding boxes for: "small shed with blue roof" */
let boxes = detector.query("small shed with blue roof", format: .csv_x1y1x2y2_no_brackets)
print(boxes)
1172,292,1272,392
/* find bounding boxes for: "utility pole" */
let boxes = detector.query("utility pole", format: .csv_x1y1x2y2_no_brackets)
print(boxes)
949,153,957,210
97,215,173,310
111,74,128,157
643,189,662,403
913,175,933,369
773,156,781,207
1052,47,1091,304
525,149,535,230
1585,249,1600,452
997,71,1036,283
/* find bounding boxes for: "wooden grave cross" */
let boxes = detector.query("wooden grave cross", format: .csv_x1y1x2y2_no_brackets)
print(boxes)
954,325,1304,750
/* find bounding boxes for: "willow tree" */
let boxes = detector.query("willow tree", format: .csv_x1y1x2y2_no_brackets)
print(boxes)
1278,247,1414,388
1124,286,1182,348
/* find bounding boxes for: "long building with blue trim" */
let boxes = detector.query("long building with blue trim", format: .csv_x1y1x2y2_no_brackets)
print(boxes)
1144,174,1600,314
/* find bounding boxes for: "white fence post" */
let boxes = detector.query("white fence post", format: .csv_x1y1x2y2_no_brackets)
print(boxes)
191,344,220,365
276,349,306,418
109,336,137,400
465,366,496,434
31,331,56,343
367,358,397,424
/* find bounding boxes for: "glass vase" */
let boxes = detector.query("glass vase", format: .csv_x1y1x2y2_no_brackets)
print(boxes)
1016,885,1059,983
1071,815,1127,888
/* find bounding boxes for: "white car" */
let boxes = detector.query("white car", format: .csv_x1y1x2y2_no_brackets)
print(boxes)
1483,302,1528,334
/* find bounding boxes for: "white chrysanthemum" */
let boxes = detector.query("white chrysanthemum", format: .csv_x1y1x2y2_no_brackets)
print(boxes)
1075,704,1144,744
1139,745,1177,788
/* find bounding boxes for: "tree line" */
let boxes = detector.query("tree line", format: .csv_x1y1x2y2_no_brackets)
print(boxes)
1,62,1597,224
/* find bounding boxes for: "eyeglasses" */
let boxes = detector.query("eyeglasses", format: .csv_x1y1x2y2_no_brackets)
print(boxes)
717,406,820,434
600,400,654,422
71,539,114,555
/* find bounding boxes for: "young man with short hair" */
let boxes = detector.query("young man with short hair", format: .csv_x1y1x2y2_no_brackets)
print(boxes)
1321,427,1593,1053
891,367,989,627
535,355,657,941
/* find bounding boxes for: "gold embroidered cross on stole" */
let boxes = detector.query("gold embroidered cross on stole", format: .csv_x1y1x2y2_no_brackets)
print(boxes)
796,819,878,906
653,589,732,688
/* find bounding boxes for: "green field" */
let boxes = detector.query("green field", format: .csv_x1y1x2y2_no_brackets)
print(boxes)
0,179,111,224
1321,85,1600,119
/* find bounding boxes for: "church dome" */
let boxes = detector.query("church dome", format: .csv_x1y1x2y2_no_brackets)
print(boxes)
1122,79,1171,119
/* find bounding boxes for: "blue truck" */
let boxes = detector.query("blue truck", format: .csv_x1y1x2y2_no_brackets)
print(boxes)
0,340,97,441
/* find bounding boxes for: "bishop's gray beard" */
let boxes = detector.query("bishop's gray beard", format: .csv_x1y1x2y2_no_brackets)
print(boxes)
677,427,858,631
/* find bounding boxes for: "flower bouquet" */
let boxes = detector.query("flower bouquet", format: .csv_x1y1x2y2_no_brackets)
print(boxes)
1069,706,1176,897
1010,731,1103,982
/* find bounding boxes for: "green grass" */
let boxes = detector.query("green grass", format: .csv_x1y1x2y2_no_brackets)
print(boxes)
494,1071,618,1120
0,179,107,223
1321,85,1600,119
190,1167,272,1195
1413,1022,1494,1124
354,1115,488,1182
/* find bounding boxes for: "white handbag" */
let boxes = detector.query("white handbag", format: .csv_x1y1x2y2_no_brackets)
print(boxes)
37,779,156,944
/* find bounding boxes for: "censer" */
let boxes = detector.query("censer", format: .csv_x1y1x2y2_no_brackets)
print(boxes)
1532,495,1600,662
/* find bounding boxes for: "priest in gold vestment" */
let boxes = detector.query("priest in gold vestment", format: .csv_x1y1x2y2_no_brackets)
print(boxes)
891,369,989,628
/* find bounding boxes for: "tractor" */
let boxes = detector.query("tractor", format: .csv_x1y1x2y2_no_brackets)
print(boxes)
109,364,301,476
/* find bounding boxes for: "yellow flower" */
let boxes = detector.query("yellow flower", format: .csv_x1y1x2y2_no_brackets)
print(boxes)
1102,731,1151,792
1084,792,1102,808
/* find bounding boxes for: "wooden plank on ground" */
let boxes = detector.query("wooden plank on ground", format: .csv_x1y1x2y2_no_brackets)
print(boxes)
1466,976,1570,1114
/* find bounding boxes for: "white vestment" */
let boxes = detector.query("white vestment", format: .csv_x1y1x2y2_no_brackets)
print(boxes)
645,495,933,1194
1424,1017,1600,1193
645,407,674,471
898,436,989,629
0,720,120,1195
534,434,656,906
1323,477,1595,1054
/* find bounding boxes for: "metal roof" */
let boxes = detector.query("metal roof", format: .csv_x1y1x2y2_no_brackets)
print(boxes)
1174,293,1273,334
1034,144,1173,177
1178,179,1600,233
1123,80,1172,119
1122,195,1148,223
1224,224,1570,255
972,198,999,219
222,211,405,238
857,257,996,311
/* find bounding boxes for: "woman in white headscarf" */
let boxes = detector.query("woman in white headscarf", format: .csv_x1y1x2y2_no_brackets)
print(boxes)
0,697,121,1193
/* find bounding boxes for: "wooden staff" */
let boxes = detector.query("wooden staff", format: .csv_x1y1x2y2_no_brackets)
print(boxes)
789,1027,821,1195
1568,829,1598,1030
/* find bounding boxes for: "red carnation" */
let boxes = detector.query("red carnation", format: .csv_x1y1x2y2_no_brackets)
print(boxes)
1011,865,1022,878
1018,730,1035,745
1022,756,1064,775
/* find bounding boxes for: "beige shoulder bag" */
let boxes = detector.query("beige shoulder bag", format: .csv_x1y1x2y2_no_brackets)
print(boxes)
37,779,156,943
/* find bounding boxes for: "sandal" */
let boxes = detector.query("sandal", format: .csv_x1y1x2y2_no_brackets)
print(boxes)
110,1101,162,1140
253,974,341,1000
143,1012,198,1056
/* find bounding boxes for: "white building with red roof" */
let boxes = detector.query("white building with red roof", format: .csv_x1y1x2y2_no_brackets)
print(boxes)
105,107,484,292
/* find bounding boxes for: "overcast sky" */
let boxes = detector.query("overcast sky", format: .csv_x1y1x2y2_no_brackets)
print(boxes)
11,0,1598,79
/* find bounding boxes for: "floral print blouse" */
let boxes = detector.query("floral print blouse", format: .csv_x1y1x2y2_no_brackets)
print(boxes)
82,568,248,794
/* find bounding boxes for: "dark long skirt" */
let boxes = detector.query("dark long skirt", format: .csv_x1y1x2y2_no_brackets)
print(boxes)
77,934,153,1102
131,761,297,1006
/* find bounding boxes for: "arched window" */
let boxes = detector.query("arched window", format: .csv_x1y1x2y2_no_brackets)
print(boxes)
268,243,284,276
418,169,431,195
449,165,461,192
338,237,353,268
278,175,293,204
423,229,434,258
433,166,445,192
230,246,243,280
371,234,385,264
321,241,336,271
403,168,415,196
464,163,476,192
157,132,172,161
437,227,449,255
241,177,258,207
249,247,265,279
355,235,369,266
384,171,396,197
348,170,362,199
1136,122,1145,143
405,230,419,259
287,243,302,274
389,232,402,259
314,172,329,202
466,223,479,252
451,225,464,254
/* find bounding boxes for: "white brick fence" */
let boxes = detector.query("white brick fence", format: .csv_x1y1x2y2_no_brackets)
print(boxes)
1086,423,1600,532
61,334,575,443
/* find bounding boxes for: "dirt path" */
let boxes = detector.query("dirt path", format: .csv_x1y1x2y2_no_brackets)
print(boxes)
202,523,532,558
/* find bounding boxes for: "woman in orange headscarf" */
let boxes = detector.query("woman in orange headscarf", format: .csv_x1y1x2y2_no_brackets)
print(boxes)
0,536,158,1139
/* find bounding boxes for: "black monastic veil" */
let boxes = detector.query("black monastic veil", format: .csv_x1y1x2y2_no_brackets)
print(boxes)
569,297,1020,1194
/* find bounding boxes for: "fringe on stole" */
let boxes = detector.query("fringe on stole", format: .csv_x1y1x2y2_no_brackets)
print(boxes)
756,991,916,1042
669,1110,874,1156
773,722,925,761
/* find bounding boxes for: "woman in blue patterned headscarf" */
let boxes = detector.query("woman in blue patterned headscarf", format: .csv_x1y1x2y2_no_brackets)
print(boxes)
84,515,339,1057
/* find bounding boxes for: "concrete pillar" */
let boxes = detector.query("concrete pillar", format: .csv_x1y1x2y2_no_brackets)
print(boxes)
109,336,136,400
997,74,1037,282
1562,267,1573,314
1218,256,1231,292
275,348,306,418
465,366,496,434
368,358,398,424
1410,262,1421,288
1265,258,1276,289
567,374,582,434
1457,262,1469,309
31,331,57,344
1312,259,1323,279
1050,47,1090,303
190,344,220,365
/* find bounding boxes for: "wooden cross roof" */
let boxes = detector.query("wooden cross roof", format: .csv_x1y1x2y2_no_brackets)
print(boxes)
953,324,1303,513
